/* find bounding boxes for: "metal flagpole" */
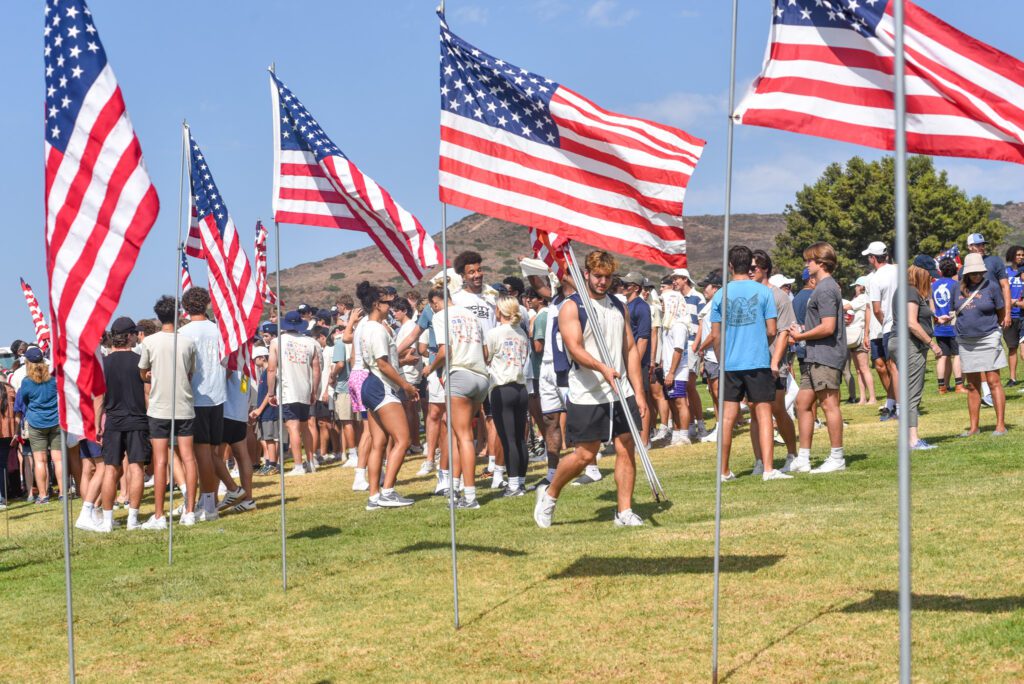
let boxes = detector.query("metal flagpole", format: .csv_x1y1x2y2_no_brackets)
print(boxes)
893,2,912,682
712,0,740,681
169,121,189,564
59,430,76,683
563,245,665,501
274,220,287,592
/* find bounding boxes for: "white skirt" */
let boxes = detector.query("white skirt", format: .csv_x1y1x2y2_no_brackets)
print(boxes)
958,329,1007,374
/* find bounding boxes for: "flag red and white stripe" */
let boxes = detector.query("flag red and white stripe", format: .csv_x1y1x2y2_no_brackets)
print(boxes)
185,206,204,258
735,0,1024,164
180,252,193,293
20,279,52,353
254,220,277,304
270,73,442,285
44,0,160,439
528,227,568,282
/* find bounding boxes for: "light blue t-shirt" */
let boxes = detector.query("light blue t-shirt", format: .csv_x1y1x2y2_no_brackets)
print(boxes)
709,279,778,372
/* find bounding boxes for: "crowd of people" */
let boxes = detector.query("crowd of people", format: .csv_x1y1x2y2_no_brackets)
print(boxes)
0,235,1018,530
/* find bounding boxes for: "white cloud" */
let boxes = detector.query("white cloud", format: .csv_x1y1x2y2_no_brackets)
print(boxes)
531,0,570,22
629,91,726,130
935,159,1024,205
585,0,638,27
452,5,488,25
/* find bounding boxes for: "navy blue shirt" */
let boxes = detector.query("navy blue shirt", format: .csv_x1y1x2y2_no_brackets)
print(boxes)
256,369,279,422
16,376,60,429
954,280,1002,338
1006,266,1023,319
792,288,813,360
626,297,652,367
931,277,956,337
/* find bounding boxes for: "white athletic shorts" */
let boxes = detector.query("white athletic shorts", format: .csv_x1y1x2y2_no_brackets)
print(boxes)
428,373,446,404
539,362,567,415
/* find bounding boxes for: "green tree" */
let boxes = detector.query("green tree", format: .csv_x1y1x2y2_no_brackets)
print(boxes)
772,155,1008,289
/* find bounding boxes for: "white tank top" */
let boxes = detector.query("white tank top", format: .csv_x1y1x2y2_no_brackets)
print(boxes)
351,325,365,372
567,295,633,406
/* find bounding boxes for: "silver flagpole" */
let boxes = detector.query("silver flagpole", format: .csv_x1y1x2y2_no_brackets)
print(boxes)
563,245,664,500
439,0,460,631
712,0,740,681
59,430,76,683
893,2,912,682
274,220,287,592
169,121,188,564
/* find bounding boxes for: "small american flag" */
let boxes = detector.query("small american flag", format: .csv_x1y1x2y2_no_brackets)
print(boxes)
270,72,442,285
44,0,159,439
937,244,962,267
528,226,568,282
180,252,194,293
185,206,204,259
187,127,263,374
438,11,705,268
735,0,1024,164
20,279,52,353
254,220,277,304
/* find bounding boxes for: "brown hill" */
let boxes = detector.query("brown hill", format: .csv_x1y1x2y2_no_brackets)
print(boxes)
992,201,1024,246
276,212,786,307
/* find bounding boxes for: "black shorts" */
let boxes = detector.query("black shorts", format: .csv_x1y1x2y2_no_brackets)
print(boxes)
1002,318,1022,349
870,334,891,362
565,395,641,446
282,402,310,422
193,405,224,446
147,417,194,440
78,440,102,459
223,418,247,445
721,368,776,404
653,367,665,385
935,335,959,357
482,397,491,418
641,364,651,395
313,400,333,420
774,374,787,391
101,429,152,466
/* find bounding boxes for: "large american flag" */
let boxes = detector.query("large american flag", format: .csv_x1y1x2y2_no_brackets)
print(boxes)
438,12,705,268
937,244,962,267
20,279,52,353
528,226,568,282
269,72,442,285
44,0,159,439
254,220,277,304
735,0,1024,164
186,128,263,373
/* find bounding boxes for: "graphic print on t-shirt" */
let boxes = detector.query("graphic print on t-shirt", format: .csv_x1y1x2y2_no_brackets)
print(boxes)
726,293,762,327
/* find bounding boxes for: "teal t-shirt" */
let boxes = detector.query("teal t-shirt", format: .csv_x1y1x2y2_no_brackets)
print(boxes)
709,280,778,371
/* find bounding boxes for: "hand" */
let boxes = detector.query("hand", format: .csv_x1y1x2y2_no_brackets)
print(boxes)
769,360,780,378
936,314,951,324
600,364,621,392
1003,313,1012,329
269,395,279,407
249,409,260,422
402,381,420,402
787,323,803,341
320,391,329,403
635,395,648,421
931,342,943,358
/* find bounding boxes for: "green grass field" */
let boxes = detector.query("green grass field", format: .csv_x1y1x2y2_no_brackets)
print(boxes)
2,373,1022,683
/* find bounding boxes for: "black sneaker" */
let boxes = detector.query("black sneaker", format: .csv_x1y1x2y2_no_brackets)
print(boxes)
879,408,893,422
502,487,525,498
527,477,551,492
456,497,480,510
1007,379,1018,387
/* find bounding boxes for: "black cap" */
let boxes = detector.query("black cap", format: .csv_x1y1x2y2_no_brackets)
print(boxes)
913,254,940,278
25,347,44,363
110,316,137,334
698,270,723,288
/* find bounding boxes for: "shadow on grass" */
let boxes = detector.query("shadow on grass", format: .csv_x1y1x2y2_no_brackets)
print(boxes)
390,540,527,557
548,554,783,579
289,525,342,540
841,590,1024,614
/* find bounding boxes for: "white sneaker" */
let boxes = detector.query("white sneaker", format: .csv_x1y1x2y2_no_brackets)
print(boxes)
751,461,764,477
180,511,196,526
701,428,719,444
982,394,994,407
782,456,811,474
533,485,556,528
762,469,793,481
198,508,219,522
669,430,692,446
172,503,185,517
218,487,245,509
721,471,736,483
75,513,97,532
490,470,506,489
93,519,113,533
127,518,142,531
613,510,644,527
286,465,306,477
144,475,154,488
810,457,846,474
342,457,358,469
141,515,167,530
651,425,670,443
417,460,436,477
352,472,370,492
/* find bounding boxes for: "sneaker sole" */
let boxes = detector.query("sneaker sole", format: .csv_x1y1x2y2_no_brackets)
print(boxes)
377,500,415,508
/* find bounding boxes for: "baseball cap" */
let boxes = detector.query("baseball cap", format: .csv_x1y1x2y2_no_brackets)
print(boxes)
24,346,44,363
316,309,333,321
252,346,269,359
861,241,888,256
698,270,723,287
622,271,645,286
671,268,691,281
259,321,278,335
913,254,940,278
967,233,986,246
768,273,795,288
801,267,811,281
110,316,137,334
854,275,871,288
281,310,306,332
490,282,509,295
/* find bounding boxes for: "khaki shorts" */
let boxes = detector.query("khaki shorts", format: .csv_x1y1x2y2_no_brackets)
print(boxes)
799,362,842,392
334,391,354,421
28,425,62,453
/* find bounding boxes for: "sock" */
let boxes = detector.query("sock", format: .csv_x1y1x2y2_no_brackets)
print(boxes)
201,492,216,513
885,398,896,411
487,455,496,468
954,376,964,386
464,486,477,502
547,467,556,481
830,447,845,460
128,507,139,523
937,378,946,388
103,509,113,525
347,448,357,458
798,448,811,460
439,469,450,483
697,420,706,431
617,507,632,519
982,381,991,395
382,487,394,497
82,501,94,513
355,467,367,478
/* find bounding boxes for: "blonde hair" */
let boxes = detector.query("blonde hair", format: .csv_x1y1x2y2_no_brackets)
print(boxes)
803,241,838,273
908,265,931,299
26,361,51,384
585,250,617,275
496,295,522,327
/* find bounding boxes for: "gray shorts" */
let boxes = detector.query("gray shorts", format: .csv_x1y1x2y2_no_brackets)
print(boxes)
258,418,280,442
449,370,489,404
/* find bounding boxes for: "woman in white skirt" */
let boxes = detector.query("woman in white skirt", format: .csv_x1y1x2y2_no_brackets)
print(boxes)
949,253,1007,437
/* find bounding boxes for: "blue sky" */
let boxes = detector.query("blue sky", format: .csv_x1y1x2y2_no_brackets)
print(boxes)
4,0,1023,345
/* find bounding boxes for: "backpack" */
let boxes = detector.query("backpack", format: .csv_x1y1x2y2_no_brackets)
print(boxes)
551,293,627,376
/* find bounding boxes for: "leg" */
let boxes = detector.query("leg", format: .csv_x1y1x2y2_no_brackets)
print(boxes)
887,359,900,402
285,420,303,467
772,389,797,455
751,402,776,471
986,370,1006,432
364,410,388,497
874,354,893,400
100,463,122,511
816,389,844,449
450,397,480,489
546,440,600,499
32,450,49,500
231,439,253,501
127,463,145,510
795,388,817,451
718,401,741,476
377,403,411,489
176,436,198,513
150,439,169,518
965,372,982,433
686,375,702,432
611,432,636,514
193,443,218,497
541,411,563,473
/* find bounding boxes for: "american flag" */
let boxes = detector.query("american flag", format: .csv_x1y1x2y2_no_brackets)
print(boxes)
254,220,277,304
528,226,568,282
44,0,159,439
937,244,962,267
20,279,52,353
269,72,442,285
186,127,263,374
180,252,193,293
438,12,705,268
735,0,1024,164
185,206,204,258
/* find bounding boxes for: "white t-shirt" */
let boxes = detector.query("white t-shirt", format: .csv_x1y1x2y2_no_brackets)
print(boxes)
847,293,870,347
868,263,898,336
396,320,423,385
567,295,633,405
485,323,529,387
279,333,319,405
320,345,334,398
667,320,691,381
351,325,366,372
360,320,400,391
452,289,496,336
138,331,197,420
432,305,487,378
223,370,251,423
697,301,718,364
179,319,226,407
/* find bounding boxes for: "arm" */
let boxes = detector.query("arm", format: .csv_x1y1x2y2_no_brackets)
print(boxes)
765,317,777,344
423,345,446,378
341,308,363,344
665,348,682,387
770,328,790,375
93,394,105,438
375,355,419,400
310,350,322,403
872,300,884,325
1000,277,1011,327
790,316,835,342
397,323,423,354
634,336,648,364
266,343,279,405
906,301,941,353
622,318,647,418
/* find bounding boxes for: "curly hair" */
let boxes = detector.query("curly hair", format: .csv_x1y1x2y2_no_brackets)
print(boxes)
182,287,211,316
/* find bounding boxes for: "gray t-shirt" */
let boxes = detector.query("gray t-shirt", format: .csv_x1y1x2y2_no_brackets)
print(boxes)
804,276,848,369
138,331,197,420
770,284,796,361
